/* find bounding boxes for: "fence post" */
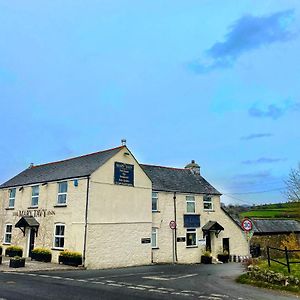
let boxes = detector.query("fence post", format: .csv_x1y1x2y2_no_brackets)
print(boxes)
285,247,290,274
267,246,270,267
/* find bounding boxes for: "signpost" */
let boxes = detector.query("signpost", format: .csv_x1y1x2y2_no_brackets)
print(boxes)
169,220,176,264
242,218,253,256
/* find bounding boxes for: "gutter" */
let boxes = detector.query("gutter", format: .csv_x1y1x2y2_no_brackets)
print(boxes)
82,176,90,267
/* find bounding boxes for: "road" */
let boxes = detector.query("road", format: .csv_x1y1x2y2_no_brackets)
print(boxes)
0,263,298,300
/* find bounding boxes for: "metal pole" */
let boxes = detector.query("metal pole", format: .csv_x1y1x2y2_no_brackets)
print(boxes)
172,229,175,264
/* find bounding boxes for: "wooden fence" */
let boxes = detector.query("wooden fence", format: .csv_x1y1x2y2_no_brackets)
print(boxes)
267,246,300,273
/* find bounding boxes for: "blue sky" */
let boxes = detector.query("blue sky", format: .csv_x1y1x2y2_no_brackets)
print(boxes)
0,1,299,205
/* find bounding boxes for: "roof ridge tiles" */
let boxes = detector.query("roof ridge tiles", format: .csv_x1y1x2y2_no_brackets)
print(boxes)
32,145,125,168
140,163,187,171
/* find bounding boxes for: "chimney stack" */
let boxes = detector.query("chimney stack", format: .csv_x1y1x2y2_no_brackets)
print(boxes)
121,139,127,146
185,160,200,176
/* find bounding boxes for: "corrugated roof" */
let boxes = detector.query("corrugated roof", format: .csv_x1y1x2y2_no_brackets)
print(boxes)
0,146,124,188
252,219,300,234
140,164,221,195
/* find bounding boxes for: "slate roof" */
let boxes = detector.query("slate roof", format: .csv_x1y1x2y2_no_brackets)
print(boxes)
0,146,124,189
252,219,300,234
140,164,221,195
202,221,224,231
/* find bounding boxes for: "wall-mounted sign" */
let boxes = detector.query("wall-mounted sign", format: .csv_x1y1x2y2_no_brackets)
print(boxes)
177,237,186,242
169,220,177,230
198,239,206,246
184,214,200,228
141,238,151,244
12,209,55,218
114,162,134,186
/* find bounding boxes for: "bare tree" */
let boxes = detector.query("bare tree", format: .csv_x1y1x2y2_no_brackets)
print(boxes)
284,163,300,202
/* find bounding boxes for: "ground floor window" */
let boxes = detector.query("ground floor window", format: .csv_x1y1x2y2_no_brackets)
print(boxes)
54,224,65,249
4,224,12,244
186,228,196,247
151,228,158,248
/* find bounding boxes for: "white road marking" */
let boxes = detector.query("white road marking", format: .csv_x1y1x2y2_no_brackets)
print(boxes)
51,276,62,279
39,275,50,278
107,283,124,287
27,274,37,277
143,273,198,281
143,276,169,281
211,294,229,298
127,286,146,291
105,280,115,283
148,289,168,294
77,279,88,282
137,284,155,289
91,281,106,285
64,278,75,281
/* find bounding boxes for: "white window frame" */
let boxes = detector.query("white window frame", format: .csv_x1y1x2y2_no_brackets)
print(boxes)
151,227,158,248
31,185,39,207
4,224,12,244
53,223,65,249
152,192,158,212
203,195,213,211
8,188,16,208
186,195,195,213
186,228,197,247
57,182,68,205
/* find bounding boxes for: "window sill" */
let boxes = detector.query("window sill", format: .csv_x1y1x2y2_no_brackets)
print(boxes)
152,247,159,250
2,243,11,245
28,206,38,209
51,247,64,251
203,209,215,212
186,246,198,248
53,204,67,208
5,207,14,210
152,210,160,213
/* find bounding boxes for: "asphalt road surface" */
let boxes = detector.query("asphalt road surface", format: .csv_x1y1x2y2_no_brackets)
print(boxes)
0,263,298,300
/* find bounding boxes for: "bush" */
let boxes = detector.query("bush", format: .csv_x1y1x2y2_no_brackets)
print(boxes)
5,246,23,257
31,248,52,262
59,250,82,266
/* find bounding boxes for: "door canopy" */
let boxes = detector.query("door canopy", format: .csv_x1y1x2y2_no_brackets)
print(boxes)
15,216,40,236
202,221,224,238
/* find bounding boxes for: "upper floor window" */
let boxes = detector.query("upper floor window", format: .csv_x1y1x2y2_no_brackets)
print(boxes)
57,182,68,205
152,192,158,212
203,195,213,211
8,188,16,208
54,224,65,249
31,185,39,207
4,224,12,244
151,227,158,248
186,195,195,213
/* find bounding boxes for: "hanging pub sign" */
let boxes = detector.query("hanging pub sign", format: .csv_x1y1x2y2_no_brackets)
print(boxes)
184,214,200,228
114,162,134,186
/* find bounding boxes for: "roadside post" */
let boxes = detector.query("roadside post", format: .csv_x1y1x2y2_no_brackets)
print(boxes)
241,218,253,257
169,220,177,264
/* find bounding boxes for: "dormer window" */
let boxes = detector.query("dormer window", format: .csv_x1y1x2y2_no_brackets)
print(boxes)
203,195,213,211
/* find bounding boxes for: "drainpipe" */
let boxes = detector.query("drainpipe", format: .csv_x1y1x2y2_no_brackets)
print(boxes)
83,176,90,267
173,192,178,262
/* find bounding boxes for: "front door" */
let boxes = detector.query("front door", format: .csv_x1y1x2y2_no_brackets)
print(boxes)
29,229,35,257
206,233,211,252
223,238,230,255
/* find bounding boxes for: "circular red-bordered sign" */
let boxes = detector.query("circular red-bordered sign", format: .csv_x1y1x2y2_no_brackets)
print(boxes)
242,218,253,231
169,220,177,229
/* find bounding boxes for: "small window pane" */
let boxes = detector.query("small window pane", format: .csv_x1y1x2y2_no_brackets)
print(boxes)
32,186,39,196
59,182,68,193
151,228,157,248
9,188,16,198
186,230,196,246
187,202,195,213
58,194,67,204
6,225,12,233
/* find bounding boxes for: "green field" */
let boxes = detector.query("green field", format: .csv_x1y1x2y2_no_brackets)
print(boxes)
240,202,300,221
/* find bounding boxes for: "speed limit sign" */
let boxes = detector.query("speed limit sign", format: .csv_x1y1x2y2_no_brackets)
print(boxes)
242,218,253,231
169,220,177,230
